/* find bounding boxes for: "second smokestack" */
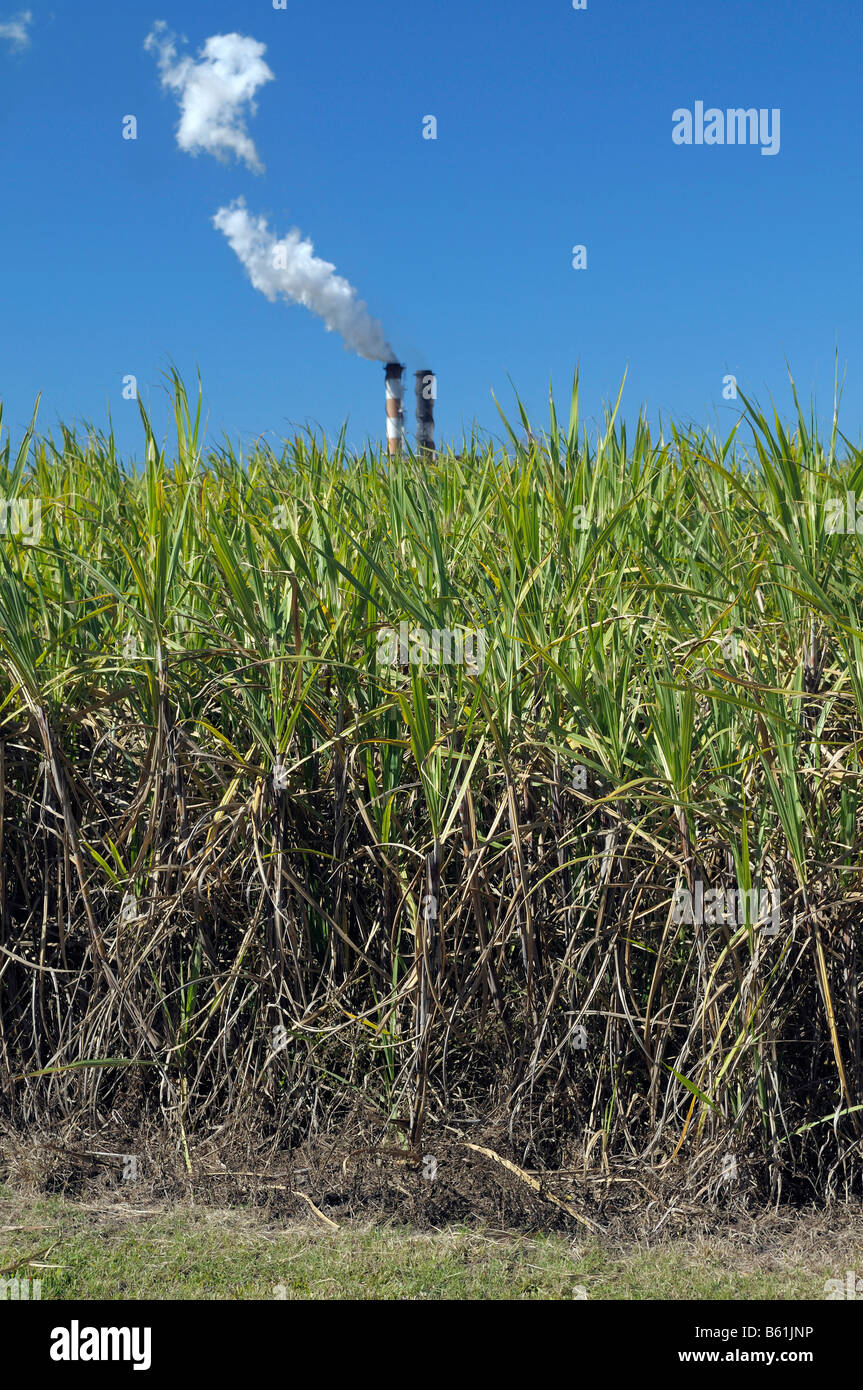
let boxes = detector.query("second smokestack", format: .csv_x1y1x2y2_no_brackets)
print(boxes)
385,361,404,456
415,370,435,456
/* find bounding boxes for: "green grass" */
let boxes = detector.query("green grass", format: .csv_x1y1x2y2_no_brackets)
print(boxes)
0,1189,849,1300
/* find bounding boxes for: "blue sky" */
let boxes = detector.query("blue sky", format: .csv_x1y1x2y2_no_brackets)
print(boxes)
1,0,861,460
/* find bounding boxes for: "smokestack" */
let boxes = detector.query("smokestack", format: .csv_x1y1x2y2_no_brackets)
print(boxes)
415,370,435,456
385,361,404,456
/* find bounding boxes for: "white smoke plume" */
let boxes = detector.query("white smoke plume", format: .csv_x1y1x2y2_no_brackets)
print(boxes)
144,21,273,172
0,9,32,50
213,198,394,361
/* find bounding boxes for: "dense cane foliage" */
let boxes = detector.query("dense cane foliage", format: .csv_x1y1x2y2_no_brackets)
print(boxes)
2,370,863,1200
